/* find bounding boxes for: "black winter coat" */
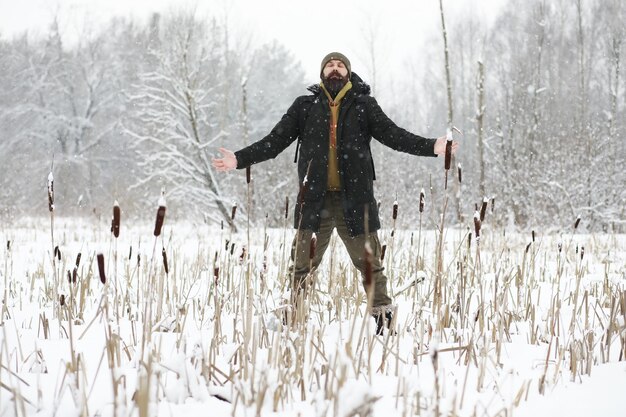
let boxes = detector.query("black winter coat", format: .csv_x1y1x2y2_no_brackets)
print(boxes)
235,73,437,237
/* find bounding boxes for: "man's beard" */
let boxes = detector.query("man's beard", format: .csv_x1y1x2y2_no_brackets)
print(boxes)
323,71,349,98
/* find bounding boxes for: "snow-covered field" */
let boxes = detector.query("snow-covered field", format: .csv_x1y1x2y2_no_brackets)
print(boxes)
0,216,625,417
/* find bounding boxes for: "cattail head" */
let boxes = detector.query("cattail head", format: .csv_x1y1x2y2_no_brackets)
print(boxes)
525,242,532,254
574,216,581,230
480,197,488,222
491,197,495,213
231,202,237,221
54,245,61,261
419,188,425,213
154,194,167,237
531,230,535,242
60,294,65,307
47,172,54,212
473,211,481,241
298,175,309,205
239,246,247,264
284,196,289,219
75,253,82,268
457,163,462,183
161,247,169,274
580,246,585,260
72,267,77,284
67,270,72,285
392,201,399,220
128,246,132,261
380,244,387,261
97,253,106,284
444,140,452,170
246,166,251,184
558,243,562,253
309,233,317,260
7,240,11,251
112,201,121,238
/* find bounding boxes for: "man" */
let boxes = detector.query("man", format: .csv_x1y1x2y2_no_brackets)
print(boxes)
212,52,459,335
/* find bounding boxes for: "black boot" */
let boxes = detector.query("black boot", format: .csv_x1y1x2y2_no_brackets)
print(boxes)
373,307,396,336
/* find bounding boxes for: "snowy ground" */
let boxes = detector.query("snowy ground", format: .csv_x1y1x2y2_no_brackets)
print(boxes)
0,216,625,417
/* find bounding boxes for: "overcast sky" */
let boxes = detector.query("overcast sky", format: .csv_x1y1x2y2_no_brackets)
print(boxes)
0,0,507,80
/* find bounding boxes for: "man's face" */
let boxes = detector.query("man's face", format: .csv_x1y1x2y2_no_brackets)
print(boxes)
322,59,348,80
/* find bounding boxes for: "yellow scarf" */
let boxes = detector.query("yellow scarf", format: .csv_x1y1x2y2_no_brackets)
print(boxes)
320,81,352,191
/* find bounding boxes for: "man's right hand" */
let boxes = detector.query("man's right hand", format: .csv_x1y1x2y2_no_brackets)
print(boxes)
211,147,237,171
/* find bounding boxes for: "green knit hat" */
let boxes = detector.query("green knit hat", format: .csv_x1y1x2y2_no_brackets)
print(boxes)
320,52,351,79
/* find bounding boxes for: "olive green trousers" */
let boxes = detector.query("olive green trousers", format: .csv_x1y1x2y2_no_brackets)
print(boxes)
290,192,392,308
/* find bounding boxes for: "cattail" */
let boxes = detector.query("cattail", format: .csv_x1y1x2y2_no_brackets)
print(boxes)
309,233,317,260
6,240,10,251
298,175,309,206
491,197,495,213
230,243,235,256
221,220,224,230
128,246,132,261
137,254,141,267
213,266,219,282
419,189,425,213
67,270,72,285
558,243,562,253
525,242,532,254
231,203,237,221
473,211,481,241
60,294,65,306
154,194,167,237
54,245,61,261
239,246,247,263
284,197,289,219
468,232,472,249
381,244,387,261
97,253,106,284
457,163,462,183
574,216,581,229
246,166,251,184
445,139,452,170
72,267,77,284
47,172,54,212
480,197,488,222
162,247,169,274
112,201,121,238
392,201,398,220
75,253,82,268
580,246,585,260
531,230,536,242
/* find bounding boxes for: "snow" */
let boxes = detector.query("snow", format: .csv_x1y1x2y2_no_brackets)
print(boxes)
0,218,625,416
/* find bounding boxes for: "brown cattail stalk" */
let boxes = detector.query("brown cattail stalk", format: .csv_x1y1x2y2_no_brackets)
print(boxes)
309,233,317,260
112,201,121,238
491,197,495,213
419,189,425,213
75,253,81,268
161,247,169,274
284,197,289,219
54,246,61,261
480,198,488,222
392,201,399,220
381,244,387,261
444,139,452,189
231,203,238,221
457,163,462,183
246,166,251,184
47,172,54,212
574,216,581,229
97,253,106,284
154,195,167,237
473,211,481,242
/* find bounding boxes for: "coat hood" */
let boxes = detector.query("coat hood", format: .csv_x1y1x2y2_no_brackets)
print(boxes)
307,72,371,96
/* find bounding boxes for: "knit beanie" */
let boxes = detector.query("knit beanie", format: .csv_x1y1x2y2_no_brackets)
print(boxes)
320,52,351,79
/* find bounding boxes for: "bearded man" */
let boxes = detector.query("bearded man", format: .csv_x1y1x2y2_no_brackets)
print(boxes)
212,52,459,335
